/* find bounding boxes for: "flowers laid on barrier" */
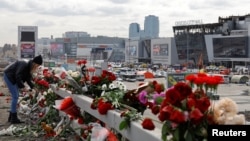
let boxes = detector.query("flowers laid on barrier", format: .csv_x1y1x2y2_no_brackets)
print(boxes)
54,96,82,120
142,73,224,141
3,63,247,141
157,81,213,141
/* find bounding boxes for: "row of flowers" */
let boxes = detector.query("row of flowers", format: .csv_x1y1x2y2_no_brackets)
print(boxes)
0,59,246,141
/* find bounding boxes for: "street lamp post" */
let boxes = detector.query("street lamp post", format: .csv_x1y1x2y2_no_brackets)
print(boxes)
186,30,189,69
128,38,131,63
65,53,67,64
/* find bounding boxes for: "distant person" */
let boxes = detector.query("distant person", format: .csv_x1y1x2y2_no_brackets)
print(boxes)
3,55,43,124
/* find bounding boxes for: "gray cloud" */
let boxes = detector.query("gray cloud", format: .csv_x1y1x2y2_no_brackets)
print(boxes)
33,20,54,27
188,0,234,10
0,0,12,9
96,6,127,16
109,0,131,4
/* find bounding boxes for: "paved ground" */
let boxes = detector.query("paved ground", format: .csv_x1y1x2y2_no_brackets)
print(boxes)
0,77,250,140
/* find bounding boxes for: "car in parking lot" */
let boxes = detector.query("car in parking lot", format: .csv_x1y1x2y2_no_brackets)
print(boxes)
246,80,250,86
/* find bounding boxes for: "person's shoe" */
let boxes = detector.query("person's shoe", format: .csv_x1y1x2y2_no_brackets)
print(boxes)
10,112,24,124
8,111,11,122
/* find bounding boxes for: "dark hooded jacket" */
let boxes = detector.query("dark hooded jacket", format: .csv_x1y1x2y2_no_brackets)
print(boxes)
4,60,34,89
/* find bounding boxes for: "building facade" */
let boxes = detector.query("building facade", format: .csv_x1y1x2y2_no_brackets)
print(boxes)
125,37,178,65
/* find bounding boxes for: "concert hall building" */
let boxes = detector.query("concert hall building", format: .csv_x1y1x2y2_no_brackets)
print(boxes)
173,14,250,68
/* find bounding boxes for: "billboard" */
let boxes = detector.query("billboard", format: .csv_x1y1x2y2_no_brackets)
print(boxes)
126,45,137,56
213,37,248,58
50,43,64,58
18,26,38,59
20,42,35,58
153,44,168,56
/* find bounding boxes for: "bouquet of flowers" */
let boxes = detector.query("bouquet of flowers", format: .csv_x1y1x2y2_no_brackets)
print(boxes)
152,73,221,141
86,70,117,98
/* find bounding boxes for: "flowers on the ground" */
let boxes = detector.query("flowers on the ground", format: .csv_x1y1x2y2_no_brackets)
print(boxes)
0,125,28,136
6,63,244,141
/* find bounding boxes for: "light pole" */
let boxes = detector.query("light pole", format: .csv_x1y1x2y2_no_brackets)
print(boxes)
128,38,131,64
65,53,67,64
186,30,189,69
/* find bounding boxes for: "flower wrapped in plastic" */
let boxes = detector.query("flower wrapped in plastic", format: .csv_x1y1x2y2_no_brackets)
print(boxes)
53,67,83,94
54,96,81,119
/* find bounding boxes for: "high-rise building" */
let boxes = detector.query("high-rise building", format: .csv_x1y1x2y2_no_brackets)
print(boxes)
129,15,159,39
144,15,159,38
129,23,140,38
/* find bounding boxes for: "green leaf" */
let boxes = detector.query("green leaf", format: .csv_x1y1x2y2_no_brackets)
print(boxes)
119,120,128,130
173,128,180,141
184,130,193,141
155,97,164,105
161,122,168,141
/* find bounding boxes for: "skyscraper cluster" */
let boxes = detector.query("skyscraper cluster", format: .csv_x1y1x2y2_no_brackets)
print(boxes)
129,15,159,39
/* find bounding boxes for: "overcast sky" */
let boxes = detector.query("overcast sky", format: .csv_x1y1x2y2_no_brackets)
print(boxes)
0,0,250,46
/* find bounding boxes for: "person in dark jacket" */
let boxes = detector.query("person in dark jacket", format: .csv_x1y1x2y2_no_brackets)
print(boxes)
3,55,43,124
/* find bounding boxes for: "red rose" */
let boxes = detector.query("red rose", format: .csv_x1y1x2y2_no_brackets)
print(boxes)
98,102,113,115
169,109,186,123
90,103,97,109
151,105,160,115
142,118,155,130
196,97,210,112
78,117,84,124
187,98,196,110
165,89,181,106
189,108,203,124
174,82,192,100
158,105,174,122
91,76,101,84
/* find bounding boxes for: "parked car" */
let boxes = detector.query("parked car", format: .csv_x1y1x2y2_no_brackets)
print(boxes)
136,74,145,81
246,80,250,86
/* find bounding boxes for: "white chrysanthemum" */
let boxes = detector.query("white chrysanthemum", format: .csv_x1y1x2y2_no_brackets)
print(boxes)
115,81,121,86
102,84,107,90
119,83,126,91
109,84,116,89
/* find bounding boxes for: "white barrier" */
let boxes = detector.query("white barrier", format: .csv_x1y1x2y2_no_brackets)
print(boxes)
51,84,162,141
